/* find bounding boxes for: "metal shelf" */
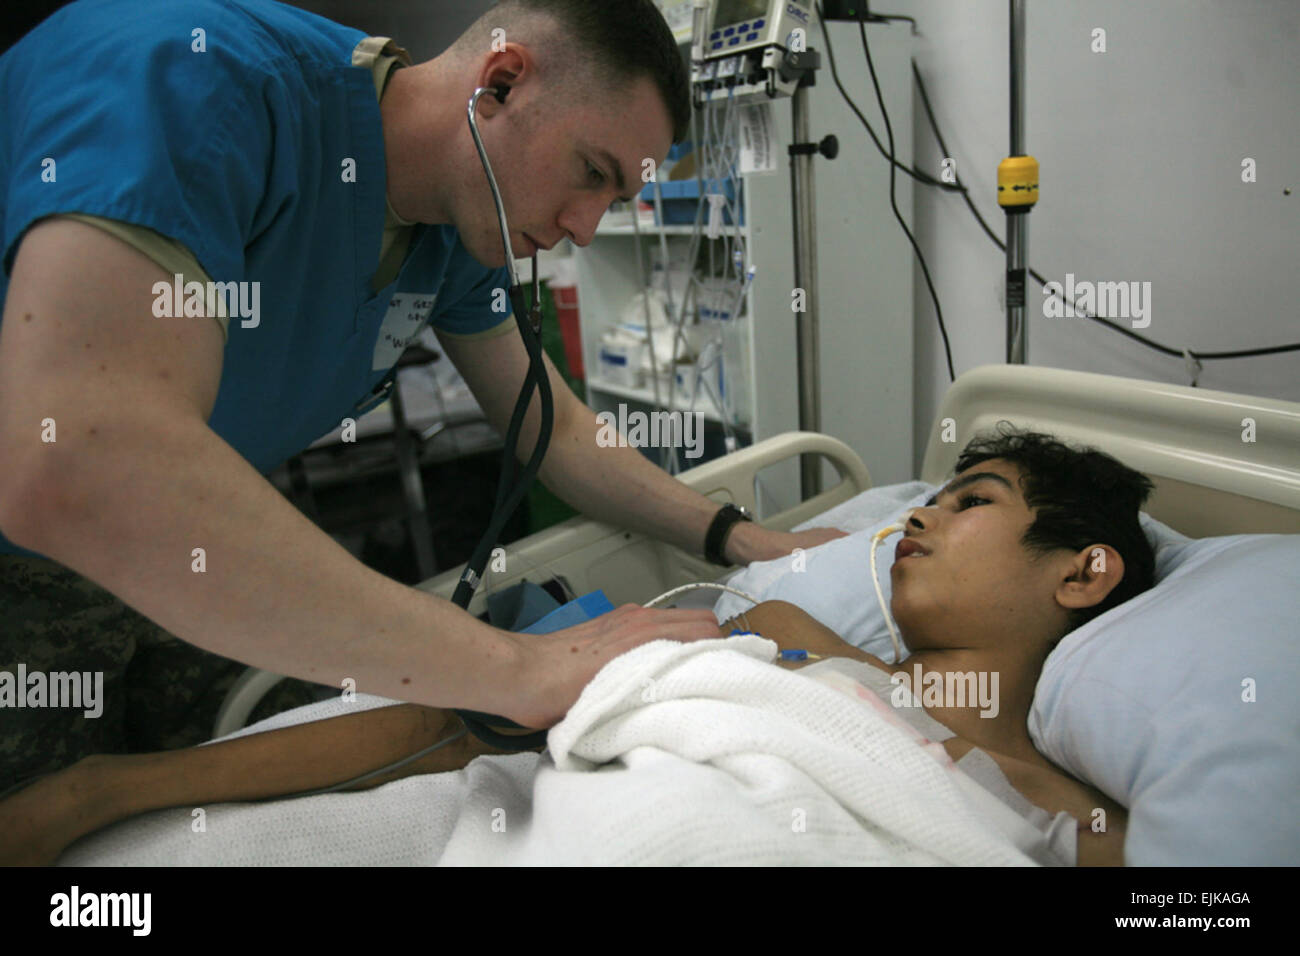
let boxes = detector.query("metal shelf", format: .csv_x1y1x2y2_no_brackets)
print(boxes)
573,20,916,504
586,374,742,426
595,222,747,237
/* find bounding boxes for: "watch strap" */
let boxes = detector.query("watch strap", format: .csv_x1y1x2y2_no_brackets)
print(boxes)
705,503,751,566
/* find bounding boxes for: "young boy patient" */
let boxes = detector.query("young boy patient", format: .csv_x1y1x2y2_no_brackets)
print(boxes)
0,426,1155,866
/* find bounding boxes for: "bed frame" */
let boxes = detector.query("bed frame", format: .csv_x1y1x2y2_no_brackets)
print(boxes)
213,365,1300,735
919,365,1300,538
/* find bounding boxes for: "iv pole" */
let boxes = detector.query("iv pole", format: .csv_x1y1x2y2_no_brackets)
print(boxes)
786,58,838,498
688,0,837,500
999,0,1037,363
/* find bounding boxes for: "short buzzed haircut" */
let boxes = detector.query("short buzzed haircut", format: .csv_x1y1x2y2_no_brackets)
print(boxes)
447,0,692,144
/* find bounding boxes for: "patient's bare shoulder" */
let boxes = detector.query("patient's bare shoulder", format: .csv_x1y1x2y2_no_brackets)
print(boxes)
942,737,1128,866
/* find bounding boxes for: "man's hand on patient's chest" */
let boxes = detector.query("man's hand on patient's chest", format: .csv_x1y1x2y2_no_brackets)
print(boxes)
504,604,723,729
508,600,875,729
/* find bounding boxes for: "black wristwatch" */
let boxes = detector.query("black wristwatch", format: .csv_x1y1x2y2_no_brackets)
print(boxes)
705,503,752,566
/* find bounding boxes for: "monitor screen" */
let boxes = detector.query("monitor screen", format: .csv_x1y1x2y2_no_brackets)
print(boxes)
713,0,769,31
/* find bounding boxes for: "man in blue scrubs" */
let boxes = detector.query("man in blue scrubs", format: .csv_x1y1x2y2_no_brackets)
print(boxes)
0,0,843,789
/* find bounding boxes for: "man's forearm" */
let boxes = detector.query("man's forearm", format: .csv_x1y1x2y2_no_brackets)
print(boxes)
10,411,522,717
537,399,766,565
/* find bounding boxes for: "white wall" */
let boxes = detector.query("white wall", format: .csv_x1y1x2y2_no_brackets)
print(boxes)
880,0,1298,475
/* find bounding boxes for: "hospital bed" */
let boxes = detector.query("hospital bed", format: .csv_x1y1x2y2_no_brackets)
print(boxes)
215,362,1300,734
99,363,1300,865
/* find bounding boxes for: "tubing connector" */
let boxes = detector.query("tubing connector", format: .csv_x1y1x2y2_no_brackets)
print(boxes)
870,511,918,664
997,155,1039,211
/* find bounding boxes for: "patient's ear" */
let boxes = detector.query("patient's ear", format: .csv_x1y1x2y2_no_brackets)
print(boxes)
1055,544,1124,612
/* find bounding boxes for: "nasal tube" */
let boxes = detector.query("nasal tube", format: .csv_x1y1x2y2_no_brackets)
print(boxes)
870,511,916,663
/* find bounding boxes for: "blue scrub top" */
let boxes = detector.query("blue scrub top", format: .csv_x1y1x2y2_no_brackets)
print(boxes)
0,0,513,558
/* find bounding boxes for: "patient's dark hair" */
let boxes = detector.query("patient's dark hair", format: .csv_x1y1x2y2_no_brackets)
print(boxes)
954,422,1157,637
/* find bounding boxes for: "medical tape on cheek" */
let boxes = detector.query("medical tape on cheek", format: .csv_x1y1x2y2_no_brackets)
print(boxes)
869,511,916,664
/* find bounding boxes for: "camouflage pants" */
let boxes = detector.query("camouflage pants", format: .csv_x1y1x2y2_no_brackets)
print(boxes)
0,555,326,793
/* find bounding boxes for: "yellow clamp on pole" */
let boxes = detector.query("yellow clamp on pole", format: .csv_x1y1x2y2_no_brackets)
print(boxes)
997,155,1039,210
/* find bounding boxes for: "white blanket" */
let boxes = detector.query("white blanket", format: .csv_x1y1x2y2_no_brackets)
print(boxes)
61,637,1038,866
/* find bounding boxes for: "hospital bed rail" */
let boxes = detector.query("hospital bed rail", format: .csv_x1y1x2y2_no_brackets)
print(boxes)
213,431,872,737
418,430,871,613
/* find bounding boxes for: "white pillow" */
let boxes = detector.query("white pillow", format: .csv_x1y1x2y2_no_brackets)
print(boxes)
712,481,1300,865
1029,532,1300,865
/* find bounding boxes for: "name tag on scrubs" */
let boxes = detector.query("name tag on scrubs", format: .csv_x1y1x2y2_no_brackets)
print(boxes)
372,292,438,371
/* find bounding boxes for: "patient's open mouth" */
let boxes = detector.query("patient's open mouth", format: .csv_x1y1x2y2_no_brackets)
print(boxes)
896,539,929,560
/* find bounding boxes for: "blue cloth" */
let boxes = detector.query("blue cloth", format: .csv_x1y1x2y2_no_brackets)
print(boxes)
483,580,615,634
519,591,617,635
0,0,512,558
486,580,562,631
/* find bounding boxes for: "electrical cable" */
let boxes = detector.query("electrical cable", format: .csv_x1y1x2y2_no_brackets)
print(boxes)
821,18,956,191
909,63,1300,363
815,2,957,382
641,581,761,608
821,7,1299,374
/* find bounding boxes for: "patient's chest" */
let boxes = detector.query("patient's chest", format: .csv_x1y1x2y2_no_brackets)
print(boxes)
802,658,1127,865
724,599,1126,864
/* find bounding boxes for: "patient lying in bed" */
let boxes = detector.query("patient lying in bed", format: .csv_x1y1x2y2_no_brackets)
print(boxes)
0,425,1155,866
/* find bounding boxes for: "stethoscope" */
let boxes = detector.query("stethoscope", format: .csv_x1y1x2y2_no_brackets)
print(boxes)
464,85,544,337
448,86,557,752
